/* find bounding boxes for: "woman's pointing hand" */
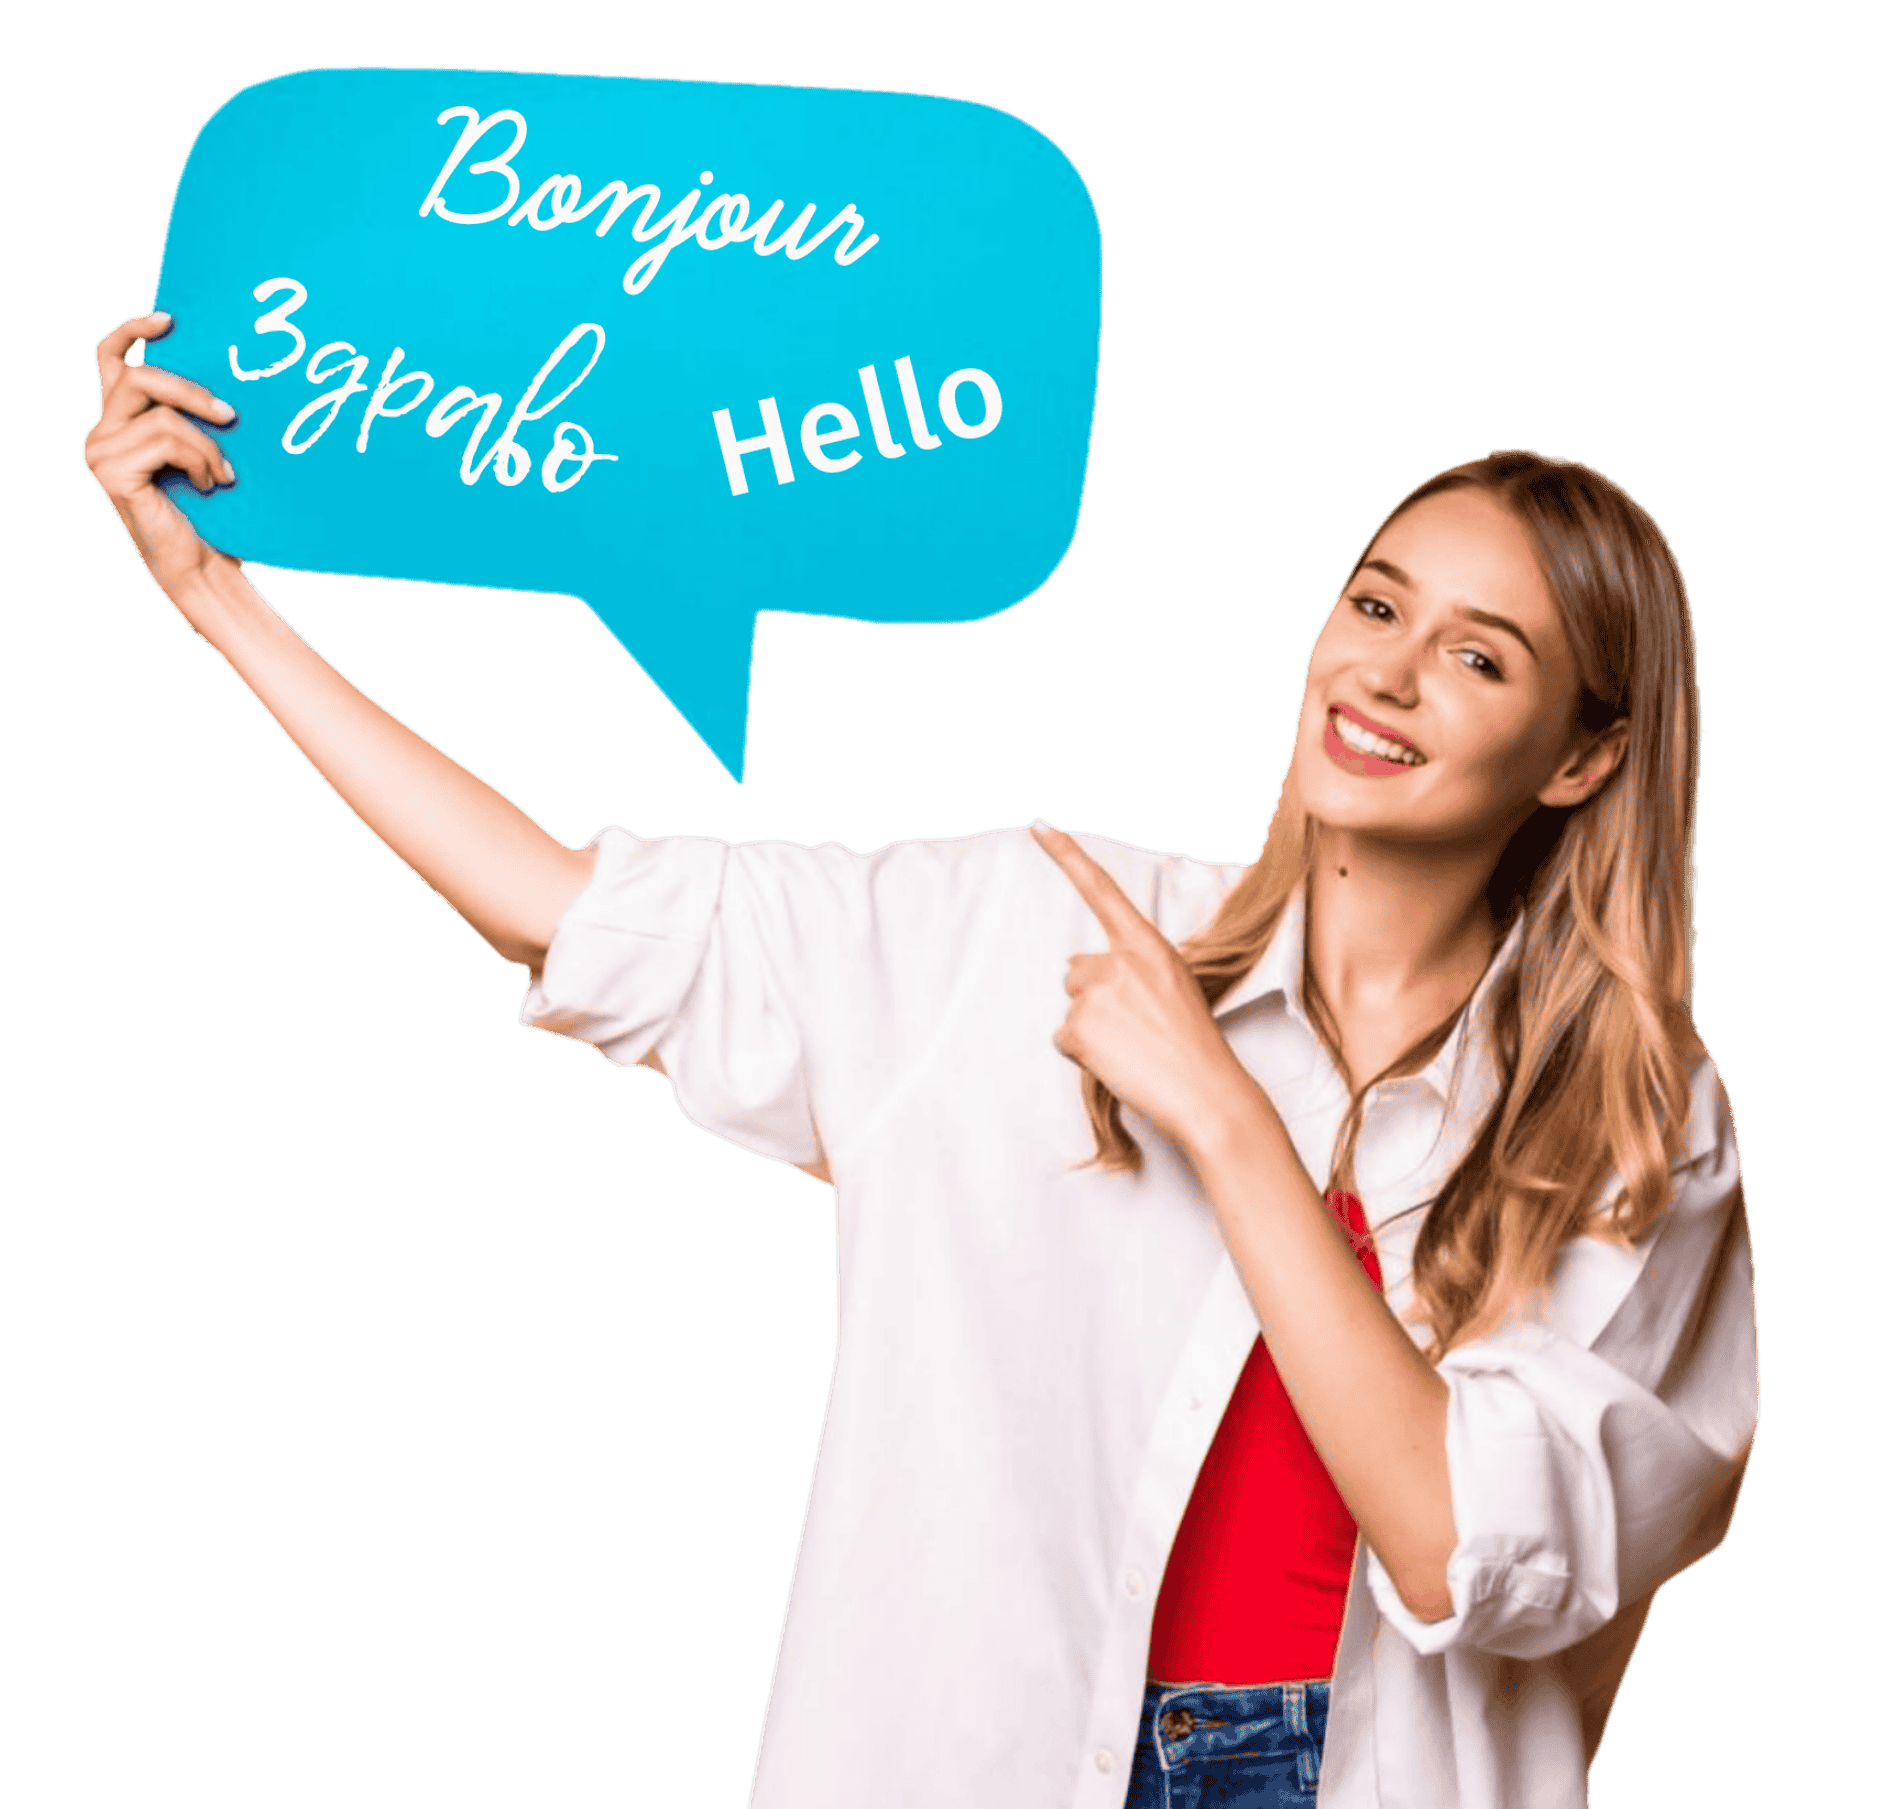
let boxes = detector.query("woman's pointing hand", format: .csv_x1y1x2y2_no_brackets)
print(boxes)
1031,824,1259,1158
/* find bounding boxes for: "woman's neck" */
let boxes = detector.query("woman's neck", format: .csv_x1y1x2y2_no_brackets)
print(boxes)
1304,829,1504,1086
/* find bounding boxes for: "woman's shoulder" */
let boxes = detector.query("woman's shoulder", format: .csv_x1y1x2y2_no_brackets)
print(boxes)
712,823,1248,945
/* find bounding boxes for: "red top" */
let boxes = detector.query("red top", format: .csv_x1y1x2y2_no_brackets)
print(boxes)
1146,1191,1384,1686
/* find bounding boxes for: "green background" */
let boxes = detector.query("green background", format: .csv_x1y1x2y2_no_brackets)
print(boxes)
7,0,1876,1801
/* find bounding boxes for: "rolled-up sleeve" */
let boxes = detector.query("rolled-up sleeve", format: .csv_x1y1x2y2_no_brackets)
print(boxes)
521,828,729,1063
520,826,824,1167
518,825,1031,1172
1367,1059,1756,1660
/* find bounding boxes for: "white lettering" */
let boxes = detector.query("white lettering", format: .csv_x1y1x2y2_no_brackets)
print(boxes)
228,278,613,493
800,404,862,474
542,422,619,493
693,192,752,250
715,355,1001,500
622,186,707,295
418,105,880,292
568,179,662,238
714,399,794,495
857,365,906,460
425,387,506,484
825,205,881,266
228,277,308,382
894,356,942,451
939,368,1002,439
509,172,584,230
751,201,821,259
418,106,528,225
356,347,435,452
282,342,370,453
476,322,611,487
761,200,877,264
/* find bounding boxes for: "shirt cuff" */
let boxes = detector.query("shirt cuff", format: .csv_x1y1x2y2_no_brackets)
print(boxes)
520,827,729,1066
1365,1328,1587,1660
1365,1540,1573,1659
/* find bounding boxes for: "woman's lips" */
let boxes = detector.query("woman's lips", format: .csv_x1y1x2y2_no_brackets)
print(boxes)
1322,705,1426,777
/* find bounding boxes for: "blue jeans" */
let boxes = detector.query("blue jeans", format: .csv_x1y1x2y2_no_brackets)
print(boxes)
1123,1678,1332,1808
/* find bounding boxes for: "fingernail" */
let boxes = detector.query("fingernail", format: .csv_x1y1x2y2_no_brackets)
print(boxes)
220,459,236,484
150,310,171,327
1030,818,1057,834
213,399,236,423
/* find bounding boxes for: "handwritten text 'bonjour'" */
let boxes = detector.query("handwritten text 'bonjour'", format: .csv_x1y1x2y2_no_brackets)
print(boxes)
418,105,880,296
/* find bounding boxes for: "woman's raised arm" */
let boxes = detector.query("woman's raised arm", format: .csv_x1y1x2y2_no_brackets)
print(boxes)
85,313,595,970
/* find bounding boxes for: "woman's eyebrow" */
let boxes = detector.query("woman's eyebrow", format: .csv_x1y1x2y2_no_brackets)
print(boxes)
1359,558,1413,587
1460,607,1538,659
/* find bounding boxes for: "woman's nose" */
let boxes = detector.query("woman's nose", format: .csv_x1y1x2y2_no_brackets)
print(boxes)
1357,649,1419,706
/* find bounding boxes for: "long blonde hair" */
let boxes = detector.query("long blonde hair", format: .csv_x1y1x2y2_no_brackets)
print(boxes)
1082,452,1701,1357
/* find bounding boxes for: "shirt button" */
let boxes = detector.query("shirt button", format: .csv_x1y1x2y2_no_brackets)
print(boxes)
1123,1567,1145,1598
1093,1750,1115,1775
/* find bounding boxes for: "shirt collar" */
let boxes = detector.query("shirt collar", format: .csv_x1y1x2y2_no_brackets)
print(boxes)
1209,882,1309,1024
1211,879,1526,1104
1424,903,1524,1104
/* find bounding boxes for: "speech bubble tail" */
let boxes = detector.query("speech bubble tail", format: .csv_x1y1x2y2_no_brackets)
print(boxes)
588,600,758,782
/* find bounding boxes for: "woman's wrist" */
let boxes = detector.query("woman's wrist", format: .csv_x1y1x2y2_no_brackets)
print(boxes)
1172,1056,1295,1182
168,552,261,652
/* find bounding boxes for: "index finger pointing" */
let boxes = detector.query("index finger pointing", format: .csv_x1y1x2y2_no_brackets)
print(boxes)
1030,823,1155,944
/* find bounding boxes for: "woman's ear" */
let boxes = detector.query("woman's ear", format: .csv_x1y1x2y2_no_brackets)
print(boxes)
1538,718,1629,809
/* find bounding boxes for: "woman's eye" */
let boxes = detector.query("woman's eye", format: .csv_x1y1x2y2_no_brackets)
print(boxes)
1352,595,1393,621
1456,648,1504,680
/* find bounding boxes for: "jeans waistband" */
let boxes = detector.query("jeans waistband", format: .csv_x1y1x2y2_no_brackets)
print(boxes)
1137,1677,1332,1780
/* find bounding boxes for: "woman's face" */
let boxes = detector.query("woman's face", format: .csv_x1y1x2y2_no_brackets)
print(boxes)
1292,486,1615,848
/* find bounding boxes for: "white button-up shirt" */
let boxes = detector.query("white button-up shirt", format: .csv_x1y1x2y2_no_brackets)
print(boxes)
522,825,1755,1809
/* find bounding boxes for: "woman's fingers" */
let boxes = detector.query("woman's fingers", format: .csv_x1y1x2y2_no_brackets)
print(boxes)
1030,824,1156,948
121,361,237,429
89,315,232,595
96,312,171,399
169,422,233,493
148,412,234,492
100,361,236,434
93,313,237,493
90,405,232,498
95,314,236,447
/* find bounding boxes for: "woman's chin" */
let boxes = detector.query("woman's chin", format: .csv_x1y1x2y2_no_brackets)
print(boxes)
1296,771,1426,838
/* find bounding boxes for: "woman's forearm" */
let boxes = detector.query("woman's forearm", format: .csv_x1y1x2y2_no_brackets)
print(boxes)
174,556,594,969
84,316,590,969
1179,1086,1458,1621
1027,823,1459,1614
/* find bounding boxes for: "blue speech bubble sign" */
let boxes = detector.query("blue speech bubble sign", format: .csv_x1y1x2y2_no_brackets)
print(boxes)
150,69,1102,777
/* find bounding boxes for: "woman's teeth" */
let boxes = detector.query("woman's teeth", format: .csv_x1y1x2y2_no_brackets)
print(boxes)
1332,711,1425,765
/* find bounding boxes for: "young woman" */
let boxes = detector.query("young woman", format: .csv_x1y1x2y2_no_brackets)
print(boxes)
86,312,1756,1809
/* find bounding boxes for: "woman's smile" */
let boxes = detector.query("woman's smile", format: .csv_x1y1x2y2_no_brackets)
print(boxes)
1323,703,1428,775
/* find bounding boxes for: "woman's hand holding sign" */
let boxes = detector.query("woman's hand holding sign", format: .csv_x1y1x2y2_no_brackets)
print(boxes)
87,313,237,597
1032,822,1460,1624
